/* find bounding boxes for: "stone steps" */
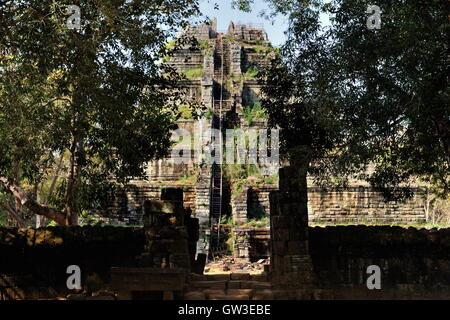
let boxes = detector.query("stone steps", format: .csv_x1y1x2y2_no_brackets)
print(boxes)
185,273,273,300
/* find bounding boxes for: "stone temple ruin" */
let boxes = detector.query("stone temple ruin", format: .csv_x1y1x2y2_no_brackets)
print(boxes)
1,20,449,302
103,19,427,261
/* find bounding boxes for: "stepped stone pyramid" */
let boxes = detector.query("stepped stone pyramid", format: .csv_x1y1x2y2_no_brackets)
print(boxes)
105,19,280,228
103,19,425,233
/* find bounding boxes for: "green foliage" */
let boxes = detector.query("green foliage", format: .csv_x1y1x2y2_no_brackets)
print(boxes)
241,216,270,228
263,173,278,185
175,173,198,185
225,233,235,253
220,215,235,226
204,107,214,120
243,102,268,125
182,67,204,78
198,40,213,56
79,211,104,226
258,0,450,199
231,0,254,12
243,66,260,80
224,164,263,198
177,105,194,119
0,0,201,225
165,40,177,51
0,210,7,227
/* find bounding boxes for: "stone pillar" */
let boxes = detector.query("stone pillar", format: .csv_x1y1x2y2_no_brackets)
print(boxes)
203,55,214,79
269,148,315,287
201,78,213,109
231,186,249,225
194,79,214,226
233,228,250,261
137,200,191,271
230,43,242,79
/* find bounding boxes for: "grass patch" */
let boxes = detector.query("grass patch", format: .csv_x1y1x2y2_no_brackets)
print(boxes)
177,105,194,119
240,216,270,228
175,173,198,185
182,67,204,78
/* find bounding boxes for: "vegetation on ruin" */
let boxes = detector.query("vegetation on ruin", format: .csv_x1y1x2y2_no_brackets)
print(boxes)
177,105,195,119
224,164,278,199
182,67,204,79
240,216,270,228
237,0,449,206
242,66,261,80
175,173,199,185
242,102,268,125
198,40,214,57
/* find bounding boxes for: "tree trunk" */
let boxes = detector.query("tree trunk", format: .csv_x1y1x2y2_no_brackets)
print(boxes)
0,177,67,226
37,155,65,227
65,136,81,226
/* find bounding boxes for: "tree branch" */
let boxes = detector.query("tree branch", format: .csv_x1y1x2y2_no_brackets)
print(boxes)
0,176,67,226
0,202,26,227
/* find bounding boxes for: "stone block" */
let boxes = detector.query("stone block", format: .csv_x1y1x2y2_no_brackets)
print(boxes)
205,274,230,281
251,273,268,281
204,289,226,298
184,291,206,300
190,280,226,290
228,288,253,295
219,294,250,300
252,289,274,300
227,281,242,289
230,273,251,280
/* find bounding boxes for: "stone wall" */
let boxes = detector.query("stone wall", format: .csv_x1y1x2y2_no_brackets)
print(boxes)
106,184,426,227
0,227,145,300
247,186,272,219
1,226,450,299
105,185,196,225
307,186,426,224
233,227,271,261
227,23,268,42
242,80,262,106
309,226,450,299
231,189,248,225
246,186,426,225
144,119,198,183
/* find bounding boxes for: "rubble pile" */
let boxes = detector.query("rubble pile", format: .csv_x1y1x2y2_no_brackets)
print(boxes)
204,256,269,274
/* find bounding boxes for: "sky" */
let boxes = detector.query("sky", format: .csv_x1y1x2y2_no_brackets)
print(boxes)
198,0,289,47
